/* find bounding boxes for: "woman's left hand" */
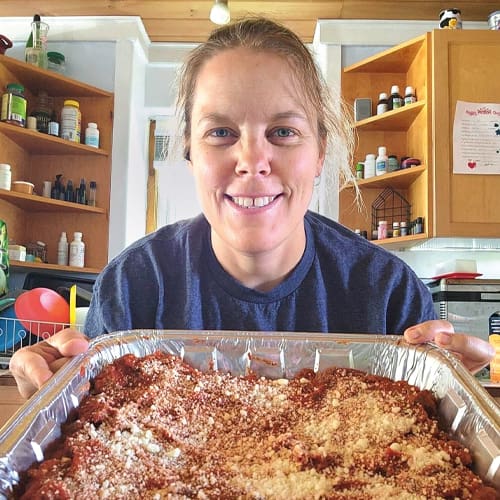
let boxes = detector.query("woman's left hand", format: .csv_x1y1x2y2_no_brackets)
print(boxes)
404,320,495,374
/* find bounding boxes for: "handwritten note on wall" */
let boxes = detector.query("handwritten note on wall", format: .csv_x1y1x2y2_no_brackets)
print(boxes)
453,100,500,174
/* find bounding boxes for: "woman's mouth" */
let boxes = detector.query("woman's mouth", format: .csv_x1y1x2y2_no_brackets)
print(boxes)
229,195,277,208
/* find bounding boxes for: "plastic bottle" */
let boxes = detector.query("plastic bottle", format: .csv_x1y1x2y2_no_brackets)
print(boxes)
375,146,388,176
61,100,81,143
57,231,69,266
85,123,100,148
0,164,12,190
376,92,389,115
364,153,376,179
388,85,403,110
88,181,97,206
404,86,417,105
377,221,388,240
1,83,27,127
355,162,364,180
48,110,59,137
77,178,87,205
69,232,85,268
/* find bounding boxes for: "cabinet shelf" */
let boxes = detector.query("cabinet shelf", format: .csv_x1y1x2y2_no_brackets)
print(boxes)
344,165,426,191
0,122,109,156
355,101,425,131
344,35,426,74
0,189,105,214
370,233,428,250
10,260,101,275
0,55,112,98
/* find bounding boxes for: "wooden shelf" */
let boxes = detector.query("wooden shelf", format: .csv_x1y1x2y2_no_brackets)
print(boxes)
343,165,426,190
354,101,425,131
0,122,109,156
0,55,112,98
0,189,106,214
10,260,101,275
370,233,428,250
344,35,426,74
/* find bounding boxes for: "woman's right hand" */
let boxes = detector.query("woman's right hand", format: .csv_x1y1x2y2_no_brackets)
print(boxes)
9,328,90,399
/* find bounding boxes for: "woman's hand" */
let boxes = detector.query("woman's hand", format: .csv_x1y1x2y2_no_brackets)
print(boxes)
404,320,495,374
9,328,90,399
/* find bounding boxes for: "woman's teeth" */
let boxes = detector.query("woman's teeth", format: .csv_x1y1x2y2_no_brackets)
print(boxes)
232,196,276,208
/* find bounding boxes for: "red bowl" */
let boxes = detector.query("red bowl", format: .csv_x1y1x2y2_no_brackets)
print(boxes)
15,288,70,339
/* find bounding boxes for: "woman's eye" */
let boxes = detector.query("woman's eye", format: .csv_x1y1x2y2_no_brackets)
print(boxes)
272,128,295,138
210,128,231,138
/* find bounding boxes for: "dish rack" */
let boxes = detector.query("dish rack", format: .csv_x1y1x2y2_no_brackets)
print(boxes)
0,316,82,369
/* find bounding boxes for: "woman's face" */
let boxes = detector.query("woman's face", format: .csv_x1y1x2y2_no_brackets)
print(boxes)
188,48,324,259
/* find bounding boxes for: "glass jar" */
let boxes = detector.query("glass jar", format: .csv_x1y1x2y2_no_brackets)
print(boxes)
0,83,27,127
47,51,66,74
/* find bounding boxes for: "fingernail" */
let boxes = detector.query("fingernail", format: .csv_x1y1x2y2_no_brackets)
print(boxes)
436,333,452,345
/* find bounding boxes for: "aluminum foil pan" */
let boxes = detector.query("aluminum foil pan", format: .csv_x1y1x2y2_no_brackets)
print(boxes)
0,330,499,498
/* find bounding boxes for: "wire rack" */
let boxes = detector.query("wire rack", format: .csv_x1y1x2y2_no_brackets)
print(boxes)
0,316,82,368
371,187,412,232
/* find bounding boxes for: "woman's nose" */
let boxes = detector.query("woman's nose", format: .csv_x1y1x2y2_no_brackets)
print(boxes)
234,138,271,176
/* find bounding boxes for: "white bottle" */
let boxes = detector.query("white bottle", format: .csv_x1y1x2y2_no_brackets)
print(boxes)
376,146,388,176
57,231,69,266
364,153,376,178
69,232,85,268
0,164,12,190
85,122,100,148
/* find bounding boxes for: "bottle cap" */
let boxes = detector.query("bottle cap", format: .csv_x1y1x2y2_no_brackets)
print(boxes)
365,153,375,160
63,99,80,108
379,92,388,100
378,146,387,155
87,122,97,129
74,231,82,238
0,164,11,171
391,85,400,94
379,220,388,225
405,86,414,95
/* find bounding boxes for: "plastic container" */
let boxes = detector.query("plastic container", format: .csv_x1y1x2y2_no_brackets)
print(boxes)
69,232,85,268
364,153,376,179
404,86,417,105
57,231,69,266
84,123,99,148
47,51,66,74
61,100,81,143
0,164,11,190
11,181,34,194
375,146,388,176
377,220,388,240
14,288,69,338
388,85,403,110
0,83,27,127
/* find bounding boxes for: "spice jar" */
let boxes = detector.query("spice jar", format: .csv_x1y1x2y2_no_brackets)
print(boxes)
47,51,66,74
1,83,27,127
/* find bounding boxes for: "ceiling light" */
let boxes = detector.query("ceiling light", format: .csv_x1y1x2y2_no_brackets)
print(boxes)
210,0,230,25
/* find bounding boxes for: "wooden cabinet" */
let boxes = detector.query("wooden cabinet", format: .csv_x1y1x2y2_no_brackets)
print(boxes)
340,30,500,249
0,55,113,272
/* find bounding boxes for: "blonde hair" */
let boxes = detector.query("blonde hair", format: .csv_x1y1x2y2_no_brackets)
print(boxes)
176,17,357,192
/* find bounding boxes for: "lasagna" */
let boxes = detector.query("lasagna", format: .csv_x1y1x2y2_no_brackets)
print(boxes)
15,351,496,499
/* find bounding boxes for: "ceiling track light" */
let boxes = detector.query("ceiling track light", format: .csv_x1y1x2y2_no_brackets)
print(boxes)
210,0,231,25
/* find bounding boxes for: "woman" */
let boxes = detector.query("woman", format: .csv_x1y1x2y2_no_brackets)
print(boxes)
10,18,494,398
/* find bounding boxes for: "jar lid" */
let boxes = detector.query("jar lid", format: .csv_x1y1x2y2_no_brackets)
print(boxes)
0,164,11,170
63,99,80,108
47,51,65,62
87,122,97,128
6,82,24,93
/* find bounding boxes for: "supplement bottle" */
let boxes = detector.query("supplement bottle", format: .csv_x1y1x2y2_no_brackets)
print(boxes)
388,85,403,110
61,100,81,143
1,83,27,127
404,86,417,105
69,232,85,268
376,92,389,115
355,162,364,180
48,110,59,137
377,221,388,240
387,155,399,172
85,122,100,148
392,222,400,237
375,146,388,176
57,231,69,266
400,221,408,236
0,164,11,191
364,154,376,179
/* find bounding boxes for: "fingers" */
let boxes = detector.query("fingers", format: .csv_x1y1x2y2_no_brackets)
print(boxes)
404,320,494,374
9,328,90,399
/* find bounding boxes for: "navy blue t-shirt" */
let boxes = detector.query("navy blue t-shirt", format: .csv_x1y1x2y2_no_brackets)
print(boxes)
84,212,436,338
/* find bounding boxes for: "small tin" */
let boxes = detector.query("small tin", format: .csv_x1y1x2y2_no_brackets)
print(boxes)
439,8,462,29
489,11,500,30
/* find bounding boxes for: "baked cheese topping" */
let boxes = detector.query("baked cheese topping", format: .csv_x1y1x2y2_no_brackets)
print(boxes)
15,352,494,499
